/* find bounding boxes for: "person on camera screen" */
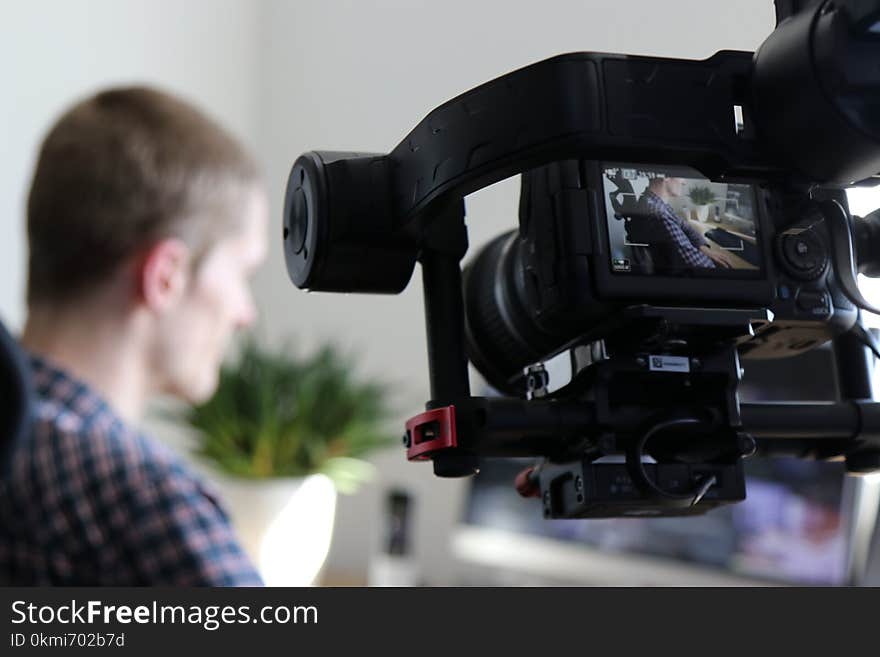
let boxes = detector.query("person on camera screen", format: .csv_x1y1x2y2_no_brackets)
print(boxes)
637,176,736,270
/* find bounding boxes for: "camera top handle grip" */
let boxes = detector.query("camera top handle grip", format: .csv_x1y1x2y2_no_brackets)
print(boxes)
389,51,766,230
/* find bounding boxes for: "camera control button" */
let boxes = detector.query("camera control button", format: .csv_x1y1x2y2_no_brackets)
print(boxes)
779,233,827,280
796,290,829,315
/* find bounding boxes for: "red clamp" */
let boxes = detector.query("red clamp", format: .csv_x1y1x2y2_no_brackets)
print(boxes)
405,406,458,461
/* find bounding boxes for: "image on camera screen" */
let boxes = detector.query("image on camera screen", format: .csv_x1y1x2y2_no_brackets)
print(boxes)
601,163,761,277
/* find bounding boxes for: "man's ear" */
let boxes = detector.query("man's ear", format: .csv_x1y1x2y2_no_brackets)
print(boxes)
137,238,192,312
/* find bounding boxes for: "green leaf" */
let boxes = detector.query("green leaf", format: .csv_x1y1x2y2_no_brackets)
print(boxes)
686,185,717,206
170,334,394,488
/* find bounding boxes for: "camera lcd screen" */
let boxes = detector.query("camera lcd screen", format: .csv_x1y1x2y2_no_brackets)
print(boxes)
601,163,762,277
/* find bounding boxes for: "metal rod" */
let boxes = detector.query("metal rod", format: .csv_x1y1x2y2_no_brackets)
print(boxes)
741,402,861,439
418,203,471,404
834,319,875,400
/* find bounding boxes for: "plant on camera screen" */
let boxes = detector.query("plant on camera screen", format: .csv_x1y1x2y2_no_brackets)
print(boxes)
687,185,717,206
179,337,394,493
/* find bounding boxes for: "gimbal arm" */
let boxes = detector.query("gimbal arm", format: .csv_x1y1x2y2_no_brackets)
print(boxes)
389,51,763,230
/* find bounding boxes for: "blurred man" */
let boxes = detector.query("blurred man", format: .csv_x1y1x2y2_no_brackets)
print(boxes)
638,177,735,269
0,87,267,585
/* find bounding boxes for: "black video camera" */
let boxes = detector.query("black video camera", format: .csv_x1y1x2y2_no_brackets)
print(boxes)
282,0,880,518
466,159,860,395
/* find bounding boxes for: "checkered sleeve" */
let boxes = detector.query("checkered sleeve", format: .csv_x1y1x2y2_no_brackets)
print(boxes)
642,192,715,268
112,456,264,587
678,216,709,249
656,213,716,268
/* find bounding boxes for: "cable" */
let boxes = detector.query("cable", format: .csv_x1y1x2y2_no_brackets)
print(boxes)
625,416,718,507
850,322,880,362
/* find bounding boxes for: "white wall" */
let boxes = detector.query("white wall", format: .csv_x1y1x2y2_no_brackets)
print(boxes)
0,0,263,329
254,0,780,584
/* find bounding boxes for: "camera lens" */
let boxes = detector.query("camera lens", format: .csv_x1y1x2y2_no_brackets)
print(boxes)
463,231,561,394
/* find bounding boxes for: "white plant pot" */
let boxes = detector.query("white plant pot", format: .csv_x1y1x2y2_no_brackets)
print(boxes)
210,473,337,586
695,204,711,222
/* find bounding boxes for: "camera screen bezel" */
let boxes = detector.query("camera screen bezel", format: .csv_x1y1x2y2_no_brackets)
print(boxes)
588,160,776,305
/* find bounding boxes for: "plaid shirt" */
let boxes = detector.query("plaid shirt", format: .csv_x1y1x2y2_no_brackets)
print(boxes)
641,190,715,269
0,353,263,586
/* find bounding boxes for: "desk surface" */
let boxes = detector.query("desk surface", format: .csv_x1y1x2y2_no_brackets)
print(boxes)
688,219,758,270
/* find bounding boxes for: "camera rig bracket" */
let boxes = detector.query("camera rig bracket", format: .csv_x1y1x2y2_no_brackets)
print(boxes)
284,0,880,517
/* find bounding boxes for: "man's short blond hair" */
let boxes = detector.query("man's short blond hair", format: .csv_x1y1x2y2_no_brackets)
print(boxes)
26,86,260,306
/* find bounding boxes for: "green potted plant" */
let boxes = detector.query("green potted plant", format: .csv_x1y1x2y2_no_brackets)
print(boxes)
686,185,718,222
179,337,394,585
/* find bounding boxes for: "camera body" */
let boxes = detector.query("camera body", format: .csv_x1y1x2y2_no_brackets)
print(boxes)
464,159,859,393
